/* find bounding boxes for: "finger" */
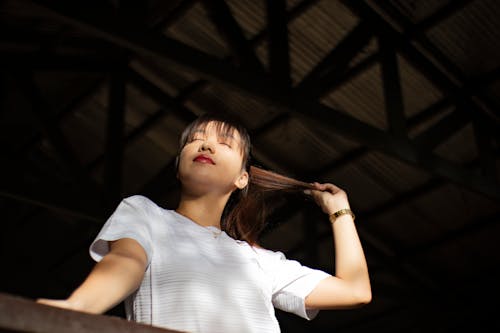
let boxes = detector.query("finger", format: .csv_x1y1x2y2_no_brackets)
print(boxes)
309,189,325,202
318,183,343,193
311,182,326,191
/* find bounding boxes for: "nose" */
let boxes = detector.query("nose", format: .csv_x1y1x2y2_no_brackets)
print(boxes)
199,140,215,153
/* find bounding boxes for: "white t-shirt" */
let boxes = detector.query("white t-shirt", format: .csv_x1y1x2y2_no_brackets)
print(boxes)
90,195,331,333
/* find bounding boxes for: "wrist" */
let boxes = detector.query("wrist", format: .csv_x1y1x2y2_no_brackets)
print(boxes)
326,200,350,216
328,208,355,223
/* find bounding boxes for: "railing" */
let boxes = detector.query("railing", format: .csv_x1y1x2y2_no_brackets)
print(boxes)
0,292,183,333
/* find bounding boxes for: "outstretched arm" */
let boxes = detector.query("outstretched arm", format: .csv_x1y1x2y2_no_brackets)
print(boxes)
304,182,371,309
37,238,148,314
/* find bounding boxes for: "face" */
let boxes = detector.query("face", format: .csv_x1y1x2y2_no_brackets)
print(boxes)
177,121,249,196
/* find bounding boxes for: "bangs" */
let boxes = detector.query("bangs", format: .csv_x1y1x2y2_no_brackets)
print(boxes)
179,114,251,167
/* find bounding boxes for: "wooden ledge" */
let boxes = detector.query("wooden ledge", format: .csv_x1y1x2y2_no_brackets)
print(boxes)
0,293,183,333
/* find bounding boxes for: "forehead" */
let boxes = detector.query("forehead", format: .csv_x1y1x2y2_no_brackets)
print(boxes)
191,121,241,139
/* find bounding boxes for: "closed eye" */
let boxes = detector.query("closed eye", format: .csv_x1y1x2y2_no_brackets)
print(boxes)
188,137,203,143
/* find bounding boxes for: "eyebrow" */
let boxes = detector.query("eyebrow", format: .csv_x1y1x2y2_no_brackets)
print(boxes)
192,129,236,140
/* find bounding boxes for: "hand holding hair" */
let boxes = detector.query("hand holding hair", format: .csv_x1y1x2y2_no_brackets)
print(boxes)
304,182,351,218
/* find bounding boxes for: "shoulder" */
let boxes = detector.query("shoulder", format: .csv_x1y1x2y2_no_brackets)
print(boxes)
120,195,161,213
252,246,287,264
122,194,156,206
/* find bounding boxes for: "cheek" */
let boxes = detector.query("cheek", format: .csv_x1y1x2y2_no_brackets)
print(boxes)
176,149,191,174
222,150,245,172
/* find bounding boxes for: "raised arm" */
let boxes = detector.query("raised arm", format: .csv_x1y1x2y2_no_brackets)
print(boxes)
37,238,148,314
304,182,371,309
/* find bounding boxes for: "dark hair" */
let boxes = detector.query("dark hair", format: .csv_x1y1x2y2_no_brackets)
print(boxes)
178,113,314,245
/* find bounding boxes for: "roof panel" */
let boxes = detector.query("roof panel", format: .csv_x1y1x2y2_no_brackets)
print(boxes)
184,83,280,130
288,0,359,85
358,152,432,194
397,53,445,118
165,2,229,58
426,0,500,77
321,162,394,212
433,123,478,163
59,83,109,165
387,0,453,24
368,205,442,250
226,0,266,39
130,59,200,97
322,63,387,130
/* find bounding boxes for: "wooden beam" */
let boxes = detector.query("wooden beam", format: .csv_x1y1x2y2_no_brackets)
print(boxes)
104,64,127,208
0,53,116,71
266,0,291,88
30,0,500,200
414,108,469,150
473,113,498,183
24,75,100,196
379,36,407,138
346,1,496,127
203,0,265,73
295,21,374,99
0,292,181,333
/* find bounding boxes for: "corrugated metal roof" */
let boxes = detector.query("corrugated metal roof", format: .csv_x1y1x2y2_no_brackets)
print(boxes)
226,0,266,39
322,63,387,130
397,53,445,118
433,123,478,163
166,2,229,58
426,0,500,77
387,0,453,24
288,0,359,84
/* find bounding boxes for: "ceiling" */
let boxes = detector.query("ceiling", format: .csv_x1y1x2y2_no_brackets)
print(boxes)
1,0,500,332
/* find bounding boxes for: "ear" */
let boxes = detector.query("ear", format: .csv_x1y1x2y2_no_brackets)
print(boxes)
235,170,249,190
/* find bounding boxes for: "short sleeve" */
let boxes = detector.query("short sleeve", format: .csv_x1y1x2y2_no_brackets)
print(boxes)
257,249,331,320
89,195,156,266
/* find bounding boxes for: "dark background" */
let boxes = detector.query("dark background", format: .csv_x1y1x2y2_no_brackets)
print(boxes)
1,0,500,332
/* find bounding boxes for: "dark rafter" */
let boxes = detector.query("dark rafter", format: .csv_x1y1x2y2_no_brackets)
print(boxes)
411,0,475,32
371,0,470,83
472,113,498,183
203,0,265,73
104,63,126,208
0,53,116,71
147,0,199,31
28,0,500,200
251,0,320,46
144,0,188,30
368,0,500,127
22,75,101,197
17,77,105,156
295,20,374,99
266,0,291,88
377,0,500,128
414,108,469,151
379,36,407,139
346,0,499,186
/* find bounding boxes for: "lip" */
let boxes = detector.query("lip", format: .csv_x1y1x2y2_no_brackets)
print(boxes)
193,154,215,165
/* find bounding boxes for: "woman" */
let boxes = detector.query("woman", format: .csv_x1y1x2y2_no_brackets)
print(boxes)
37,113,371,332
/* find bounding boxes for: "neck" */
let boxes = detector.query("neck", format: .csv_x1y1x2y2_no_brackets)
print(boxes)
175,191,231,229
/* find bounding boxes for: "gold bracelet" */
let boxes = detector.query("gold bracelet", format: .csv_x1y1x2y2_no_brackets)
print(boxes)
329,208,355,223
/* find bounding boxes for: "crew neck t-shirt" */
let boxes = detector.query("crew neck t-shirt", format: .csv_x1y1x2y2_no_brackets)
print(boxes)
89,195,331,333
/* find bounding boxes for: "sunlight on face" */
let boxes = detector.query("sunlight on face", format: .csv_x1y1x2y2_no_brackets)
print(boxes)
177,121,249,195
